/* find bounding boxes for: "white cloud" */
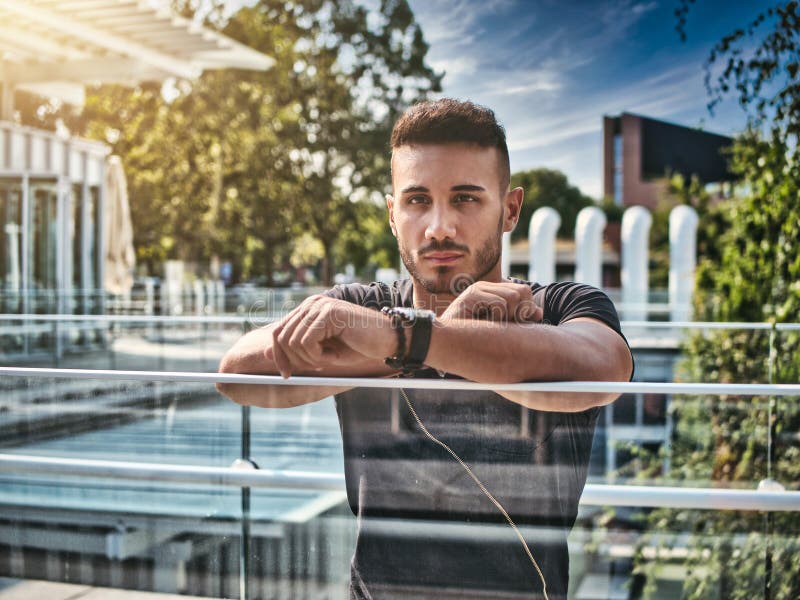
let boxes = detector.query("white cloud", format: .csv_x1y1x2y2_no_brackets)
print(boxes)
404,0,744,196
632,1,658,15
429,56,480,79
506,64,705,153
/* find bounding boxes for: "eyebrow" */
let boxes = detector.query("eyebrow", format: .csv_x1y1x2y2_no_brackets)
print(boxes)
400,184,486,194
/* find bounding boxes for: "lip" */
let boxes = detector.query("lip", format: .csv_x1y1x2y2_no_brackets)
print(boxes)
423,253,464,264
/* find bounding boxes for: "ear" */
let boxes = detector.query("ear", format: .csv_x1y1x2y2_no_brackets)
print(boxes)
386,194,397,237
503,187,524,233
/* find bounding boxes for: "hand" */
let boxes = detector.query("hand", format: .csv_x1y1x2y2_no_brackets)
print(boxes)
441,281,543,323
266,295,393,378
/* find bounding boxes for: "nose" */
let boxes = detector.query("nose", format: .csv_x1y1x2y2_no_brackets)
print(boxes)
424,204,457,241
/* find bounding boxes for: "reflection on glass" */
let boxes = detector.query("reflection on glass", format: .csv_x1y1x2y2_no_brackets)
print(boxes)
70,183,83,314
612,392,636,424
642,392,667,425
0,367,795,598
86,186,100,313
0,178,23,314
30,180,58,314
613,133,623,206
326,385,596,599
0,379,243,598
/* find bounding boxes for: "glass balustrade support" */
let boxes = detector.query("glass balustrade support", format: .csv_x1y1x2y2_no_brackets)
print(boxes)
2,367,800,396
0,453,346,490
1,316,798,600
232,457,257,600
240,405,253,600
0,313,254,323
2,454,799,512
2,312,800,331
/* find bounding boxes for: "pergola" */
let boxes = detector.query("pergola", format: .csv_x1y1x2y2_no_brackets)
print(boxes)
0,0,275,118
0,0,274,341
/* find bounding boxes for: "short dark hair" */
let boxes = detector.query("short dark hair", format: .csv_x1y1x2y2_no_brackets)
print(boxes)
390,98,510,192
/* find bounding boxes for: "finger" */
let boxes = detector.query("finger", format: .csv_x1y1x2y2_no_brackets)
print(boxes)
274,297,328,371
498,284,536,321
275,325,319,375
270,303,319,376
468,291,512,321
299,302,350,364
514,299,543,322
271,324,293,378
282,308,325,368
477,285,536,322
297,314,337,367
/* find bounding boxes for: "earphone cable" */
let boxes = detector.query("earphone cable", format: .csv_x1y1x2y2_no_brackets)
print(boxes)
399,388,549,600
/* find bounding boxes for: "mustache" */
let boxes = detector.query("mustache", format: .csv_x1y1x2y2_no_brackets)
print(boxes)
418,240,470,255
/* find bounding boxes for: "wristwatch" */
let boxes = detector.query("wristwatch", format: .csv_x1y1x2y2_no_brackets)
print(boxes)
381,306,436,372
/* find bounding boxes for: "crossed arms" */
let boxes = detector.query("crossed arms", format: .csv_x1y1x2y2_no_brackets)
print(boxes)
216,281,633,412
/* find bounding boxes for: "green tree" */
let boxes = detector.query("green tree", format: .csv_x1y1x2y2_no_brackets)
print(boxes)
20,0,439,285
509,168,594,240
648,173,712,289
274,0,441,284
637,3,800,598
193,0,440,285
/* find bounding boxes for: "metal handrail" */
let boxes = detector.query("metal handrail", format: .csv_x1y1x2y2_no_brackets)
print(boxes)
2,367,800,396
0,313,253,324
0,313,799,331
1,453,797,512
0,453,344,490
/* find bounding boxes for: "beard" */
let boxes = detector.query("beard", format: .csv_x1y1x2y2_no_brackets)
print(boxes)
398,211,505,295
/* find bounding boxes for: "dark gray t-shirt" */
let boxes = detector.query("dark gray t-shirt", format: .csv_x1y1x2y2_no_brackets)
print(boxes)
324,278,629,600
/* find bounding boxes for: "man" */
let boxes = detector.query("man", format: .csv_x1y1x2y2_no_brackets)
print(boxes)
218,99,633,599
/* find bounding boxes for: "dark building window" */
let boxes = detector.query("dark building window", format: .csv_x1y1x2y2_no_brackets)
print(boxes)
613,393,637,424
613,134,623,206
640,117,732,182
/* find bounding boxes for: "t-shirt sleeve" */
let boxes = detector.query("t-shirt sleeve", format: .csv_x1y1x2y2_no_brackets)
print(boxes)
539,281,622,334
322,282,390,311
539,281,634,380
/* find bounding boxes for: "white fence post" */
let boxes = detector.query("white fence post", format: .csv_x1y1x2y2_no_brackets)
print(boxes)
574,207,607,288
528,207,560,284
669,205,699,322
193,280,205,316
621,206,652,321
502,232,511,279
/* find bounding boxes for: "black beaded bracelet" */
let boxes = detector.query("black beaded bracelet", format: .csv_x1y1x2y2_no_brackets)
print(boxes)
382,308,407,369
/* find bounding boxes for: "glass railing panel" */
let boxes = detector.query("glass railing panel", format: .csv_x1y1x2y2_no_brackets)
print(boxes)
0,377,245,597
1,350,799,598
0,315,257,372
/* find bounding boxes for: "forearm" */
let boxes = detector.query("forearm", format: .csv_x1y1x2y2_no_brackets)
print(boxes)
217,382,351,409
424,317,631,410
425,319,630,411
217,320,393,407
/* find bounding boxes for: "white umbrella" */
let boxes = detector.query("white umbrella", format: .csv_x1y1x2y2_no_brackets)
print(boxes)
103,155,136,295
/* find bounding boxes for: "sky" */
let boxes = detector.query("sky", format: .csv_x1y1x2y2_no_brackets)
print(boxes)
405,0,770,198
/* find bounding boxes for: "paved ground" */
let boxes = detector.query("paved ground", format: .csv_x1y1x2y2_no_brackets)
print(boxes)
0,577,216,600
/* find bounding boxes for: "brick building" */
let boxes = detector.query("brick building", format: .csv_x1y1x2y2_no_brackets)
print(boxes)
602,113,733,209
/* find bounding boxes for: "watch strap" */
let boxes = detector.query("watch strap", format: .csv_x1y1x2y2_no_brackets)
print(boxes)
381,307,407,369
381,306,434,373
404,314,433,371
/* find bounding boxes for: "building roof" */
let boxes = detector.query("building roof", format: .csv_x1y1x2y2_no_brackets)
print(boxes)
0,0,274,106
509,238,619,267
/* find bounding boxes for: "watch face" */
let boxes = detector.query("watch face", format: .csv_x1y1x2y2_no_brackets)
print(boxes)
414,309,436,320
398,307,435,321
